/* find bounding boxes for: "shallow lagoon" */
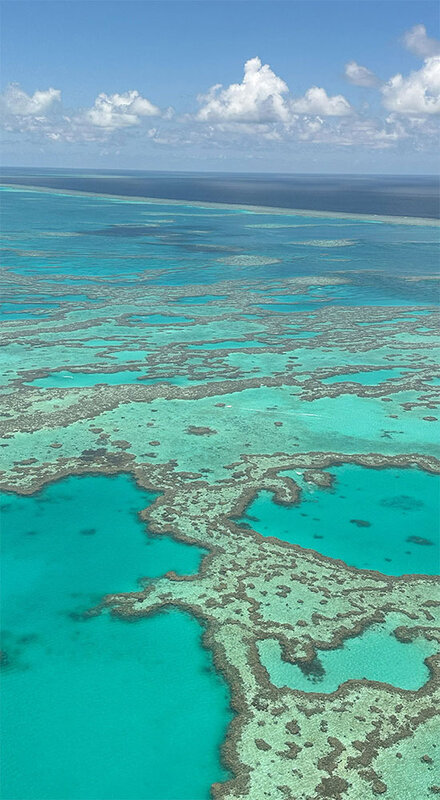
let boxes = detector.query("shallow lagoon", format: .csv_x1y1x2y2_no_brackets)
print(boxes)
280,330,318,339
259,612,437,693
1,475,231,800
27,369,150,387
103,348,150,362
238,465,440,575
26,369,212,388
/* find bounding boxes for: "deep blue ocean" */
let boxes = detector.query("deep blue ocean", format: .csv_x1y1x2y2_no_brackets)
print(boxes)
1,168,439,218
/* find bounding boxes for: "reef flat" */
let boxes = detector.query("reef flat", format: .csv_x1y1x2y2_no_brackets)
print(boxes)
1,185,439,800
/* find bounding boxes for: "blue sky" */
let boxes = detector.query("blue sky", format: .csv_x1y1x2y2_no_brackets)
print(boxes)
1,0,439,173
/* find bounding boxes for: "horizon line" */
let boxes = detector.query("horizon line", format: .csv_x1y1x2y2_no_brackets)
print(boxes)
1,166,440,179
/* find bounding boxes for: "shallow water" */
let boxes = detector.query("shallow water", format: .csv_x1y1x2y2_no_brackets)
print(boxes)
1,306,50,320
259,612,437,693
254,302,319,313
26,369,206,388
321,368,406,385
1,475,231,799
27,369,150,387
237,465,440,574
174,294,227,305
81,338,135,347
102,348,150,362
189,339,267,350
280,330,318,339
130,314,193,324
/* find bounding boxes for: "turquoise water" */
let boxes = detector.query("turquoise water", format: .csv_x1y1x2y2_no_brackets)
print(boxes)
27,369,149,387
266,293,322,303
2,186,439,288
322,368,406,385
1,475,232,799
82,338,140,346
258,613,438,693
237,465,440,575
2,294,93,303
130,314,192,324
2,301,59,309
306,283,439,308
174,295,226,304
26,370,197,388
82,339,124,346
1,474,202,618
189,339,266,350
255,302,318,313
1,307,50,320
103,349,150,362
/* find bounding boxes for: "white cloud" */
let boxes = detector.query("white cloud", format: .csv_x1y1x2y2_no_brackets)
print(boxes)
86,90,161,129
290,86,352,116
284,113,406,148
382,55,440,114
148,108,426,152
344,61,379,87
0,84,166,142
197,57,352,124
197,57,291,123
403,24,440,59
1,83,61,115
1,57,438,155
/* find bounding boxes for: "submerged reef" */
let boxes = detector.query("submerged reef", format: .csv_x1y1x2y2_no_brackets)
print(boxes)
1,188,439,799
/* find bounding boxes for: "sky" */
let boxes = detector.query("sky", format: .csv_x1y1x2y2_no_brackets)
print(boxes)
1,0,439,173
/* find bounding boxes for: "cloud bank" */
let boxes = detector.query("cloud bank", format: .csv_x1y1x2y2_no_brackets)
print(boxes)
1,25,439,155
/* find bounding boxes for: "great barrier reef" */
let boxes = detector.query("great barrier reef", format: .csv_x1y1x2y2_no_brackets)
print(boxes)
1,175,439,800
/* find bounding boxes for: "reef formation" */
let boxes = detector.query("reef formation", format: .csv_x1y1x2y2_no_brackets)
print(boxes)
1,187,439,799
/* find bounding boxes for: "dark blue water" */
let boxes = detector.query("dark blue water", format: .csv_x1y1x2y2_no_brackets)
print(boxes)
1,168,439,218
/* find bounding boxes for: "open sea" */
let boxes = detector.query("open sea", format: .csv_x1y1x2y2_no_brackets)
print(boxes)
1,169,439,800
1,168,440,218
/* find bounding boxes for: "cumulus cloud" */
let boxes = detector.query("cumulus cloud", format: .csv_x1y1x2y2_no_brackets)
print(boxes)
0,83,166,142
382,55,440,114
85,90,161,129
197,56,352,124
344,61,379,87
403,24,440,59
197,57,291,123
1,53,438,155
1,83,61,115
290,86,352,116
